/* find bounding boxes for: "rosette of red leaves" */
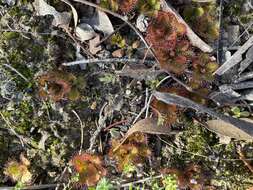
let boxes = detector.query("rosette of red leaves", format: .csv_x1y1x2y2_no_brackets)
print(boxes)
71,153,107,187
109,132,151,172
161,164,208,190
119,0,138,13
146,11,189,74
38,71,78,101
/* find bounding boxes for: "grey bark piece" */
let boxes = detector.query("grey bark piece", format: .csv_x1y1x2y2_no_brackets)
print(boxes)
215,35,253,75
239,45,253,73
227,25,240,46
241,89,253,101
115,64,163,81
235,71,253,83
220,81,253,90
208,91,240,105
153,91,253,137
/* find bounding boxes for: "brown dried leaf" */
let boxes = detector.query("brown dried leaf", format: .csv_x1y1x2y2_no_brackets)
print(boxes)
33,0,71,29
89,35,102,55
116,64,163,81
113,118,171,151
206,118,253,141
112,49,125,58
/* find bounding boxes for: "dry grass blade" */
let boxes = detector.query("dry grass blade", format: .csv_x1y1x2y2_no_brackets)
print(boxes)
215,35,253,75
207,119,253,141
113,118,171,152
153,91,253,138
60,0,78,27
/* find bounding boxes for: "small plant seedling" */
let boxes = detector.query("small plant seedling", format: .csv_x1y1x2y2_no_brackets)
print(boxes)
231,107,250,118
95,178,114,190
162,175,178,190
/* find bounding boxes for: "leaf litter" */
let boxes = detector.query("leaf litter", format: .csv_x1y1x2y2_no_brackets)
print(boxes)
1,0,253,189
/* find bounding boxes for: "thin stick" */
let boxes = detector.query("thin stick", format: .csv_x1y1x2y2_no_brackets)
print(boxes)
217,0,224,64
62,58,157,66
88,103,107,152
0,111,25,147
120,174,163,188
132,105,146,124
0,184,60,190
215,35,253,75
145,94,153,118
0,29,57,36
3,64,29,82
72,110,84,154
64,28,94,58
228,21,253,49
237,147,253,173
103,119,128,131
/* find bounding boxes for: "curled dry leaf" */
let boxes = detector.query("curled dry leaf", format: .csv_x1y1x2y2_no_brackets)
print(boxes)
33,0,71,29
206,118,253,141
113,118,171,152
75,23,96,42
60,0,78,27
82,10,114,36
89,35,102,55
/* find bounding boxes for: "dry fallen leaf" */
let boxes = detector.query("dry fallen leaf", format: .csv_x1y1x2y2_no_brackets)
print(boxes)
112,49,125,58
89,35,102,55
206,118,253,141
60,0,78,27
75,23,96,42
113,118,171,151
33,0,71,29
116,64,163,81
82,10,114,36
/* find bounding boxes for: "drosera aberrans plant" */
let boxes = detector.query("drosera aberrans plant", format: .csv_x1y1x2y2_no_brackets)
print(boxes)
3,154,32,185
109,132,151,172
70,153,107,187
37,70,83,102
